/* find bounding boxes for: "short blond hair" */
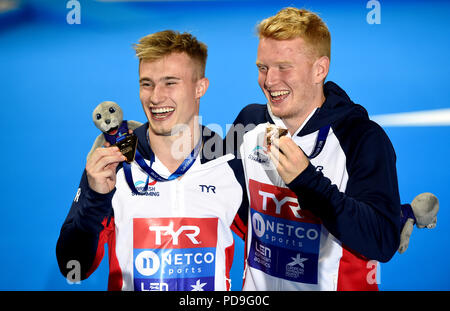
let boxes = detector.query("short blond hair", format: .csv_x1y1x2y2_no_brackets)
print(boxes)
257,7,331,59
133,30,208,79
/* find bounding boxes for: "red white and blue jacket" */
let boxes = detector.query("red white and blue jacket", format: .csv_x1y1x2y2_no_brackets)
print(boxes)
56,124,244,291
227,81,401,290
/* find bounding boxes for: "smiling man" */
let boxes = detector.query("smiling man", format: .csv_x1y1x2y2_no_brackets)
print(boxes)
228,7,401,290
256,35,329,136
56,30,244,291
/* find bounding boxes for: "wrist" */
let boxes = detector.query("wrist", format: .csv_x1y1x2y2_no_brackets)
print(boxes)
286,162,317,189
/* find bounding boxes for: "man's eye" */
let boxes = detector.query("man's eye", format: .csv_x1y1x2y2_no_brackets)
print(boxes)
257,66,268,72
141,81,152,87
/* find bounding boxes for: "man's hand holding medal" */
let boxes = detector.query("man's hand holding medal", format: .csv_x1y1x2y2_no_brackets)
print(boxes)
86,144,127,194
86,129,136,194
265,124,310,184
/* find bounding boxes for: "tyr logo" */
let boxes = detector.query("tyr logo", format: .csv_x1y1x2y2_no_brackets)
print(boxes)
258,190,302,218
199,185,216,193
149,223,200,245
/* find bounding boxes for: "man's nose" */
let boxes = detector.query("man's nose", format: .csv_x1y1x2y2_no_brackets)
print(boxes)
151,85,167,104
264,68,279,88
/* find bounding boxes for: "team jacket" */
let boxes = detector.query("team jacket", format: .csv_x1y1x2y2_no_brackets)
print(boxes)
56,124,244,291
227,81,401,291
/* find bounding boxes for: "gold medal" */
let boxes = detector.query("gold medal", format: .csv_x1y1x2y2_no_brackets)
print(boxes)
114,134,138,163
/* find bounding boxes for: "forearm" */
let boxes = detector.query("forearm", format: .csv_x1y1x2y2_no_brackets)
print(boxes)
287,163,400,262
56,171,115,279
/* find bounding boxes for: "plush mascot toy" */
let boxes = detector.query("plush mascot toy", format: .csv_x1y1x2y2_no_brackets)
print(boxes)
398,192,439,254
87,101,142,160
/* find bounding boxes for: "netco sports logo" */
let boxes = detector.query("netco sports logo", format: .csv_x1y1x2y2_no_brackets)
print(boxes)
133,217,218,291
248,179,322,284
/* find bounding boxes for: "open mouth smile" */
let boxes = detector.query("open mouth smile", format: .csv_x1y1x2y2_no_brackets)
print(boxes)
269,90,290,104
150,106,175,120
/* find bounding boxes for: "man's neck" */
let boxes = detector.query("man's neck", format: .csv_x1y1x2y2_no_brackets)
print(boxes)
147,124,201,173
284,91,326,135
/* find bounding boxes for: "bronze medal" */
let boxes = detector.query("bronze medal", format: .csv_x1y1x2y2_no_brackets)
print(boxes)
266,125,288,147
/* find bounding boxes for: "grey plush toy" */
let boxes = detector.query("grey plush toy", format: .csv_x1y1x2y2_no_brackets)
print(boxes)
398,192,439,254
87,101,142,159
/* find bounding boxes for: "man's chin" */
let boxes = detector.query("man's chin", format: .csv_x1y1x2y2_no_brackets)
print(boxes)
152,129,173,136
269,105,288,118
148,124,173,137
149,123,192,137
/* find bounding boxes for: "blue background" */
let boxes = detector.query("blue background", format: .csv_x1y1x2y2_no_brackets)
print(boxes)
0,0,449,290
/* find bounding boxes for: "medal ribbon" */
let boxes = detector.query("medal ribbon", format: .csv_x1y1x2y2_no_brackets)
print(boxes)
123,137,202,195
306,125,331,159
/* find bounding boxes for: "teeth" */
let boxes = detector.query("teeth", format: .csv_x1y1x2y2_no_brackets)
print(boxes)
151,107,175,114
270,90,290,97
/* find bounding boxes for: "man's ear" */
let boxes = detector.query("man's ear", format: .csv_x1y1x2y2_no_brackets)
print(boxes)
313,56,330,84
195,77,210,99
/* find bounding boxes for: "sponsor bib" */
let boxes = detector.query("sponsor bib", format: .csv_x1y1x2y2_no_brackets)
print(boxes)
133,217,218,291
248,179,322,284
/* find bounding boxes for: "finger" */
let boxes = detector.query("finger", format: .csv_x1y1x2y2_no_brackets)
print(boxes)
92,146,120,161
270,138,283,155
278,137,309,165
278,136,300,156
268,141,287,168
92,167,116,181
87,163,120,188
270,137,279,149
270,138,290,162
268,139,280,158
87,146,122,168
279,137,310,177
103,141,111,148
268,147,290,180
105,161,120,173
94,160,120,180
90,153,126,174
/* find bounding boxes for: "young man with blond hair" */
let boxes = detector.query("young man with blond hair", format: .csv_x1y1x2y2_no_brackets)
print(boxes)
57,30,244,291
229,7,401,290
